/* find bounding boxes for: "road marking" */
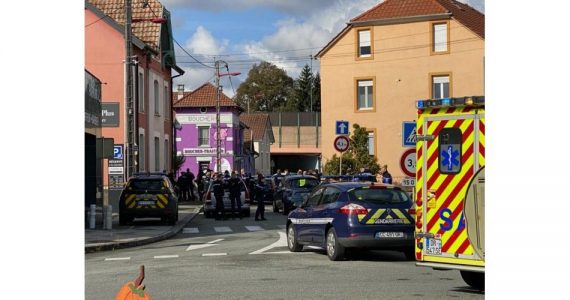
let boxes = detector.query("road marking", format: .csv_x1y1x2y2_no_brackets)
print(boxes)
264,251,295,254
154,255,179,259
104,257,130,261
277,225,286,229
202,253,227,256
249,231,287,255
245,225,263,231
208,238,224,244
214,226,232,233
186,239,224,251
183,227,199,234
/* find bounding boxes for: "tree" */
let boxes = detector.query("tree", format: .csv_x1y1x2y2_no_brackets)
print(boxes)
292,64,313,112
234,61,294,112
323,123,380,175
312,73,321,112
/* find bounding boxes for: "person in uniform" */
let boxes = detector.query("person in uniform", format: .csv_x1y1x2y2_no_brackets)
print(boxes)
254,173,267,221
380,164,393,184
228,171,242,219
212,174,226,220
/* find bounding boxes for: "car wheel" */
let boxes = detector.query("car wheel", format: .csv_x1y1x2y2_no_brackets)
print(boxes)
273,201,279,213
326,227,345,261
287,225,303,252
119,214,129,226
460,271,485,290
403,248,416,261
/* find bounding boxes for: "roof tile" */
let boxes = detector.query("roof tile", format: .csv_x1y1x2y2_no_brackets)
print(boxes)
240,114,271,142
173,83,239,108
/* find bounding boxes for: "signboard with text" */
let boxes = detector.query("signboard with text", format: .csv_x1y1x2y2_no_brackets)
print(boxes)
102,102,120,127
182,148,226,156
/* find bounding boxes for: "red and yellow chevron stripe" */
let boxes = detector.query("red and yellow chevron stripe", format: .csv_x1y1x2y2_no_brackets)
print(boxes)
415,106,485,264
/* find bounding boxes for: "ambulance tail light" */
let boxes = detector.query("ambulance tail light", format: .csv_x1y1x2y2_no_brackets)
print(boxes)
339,203,368,215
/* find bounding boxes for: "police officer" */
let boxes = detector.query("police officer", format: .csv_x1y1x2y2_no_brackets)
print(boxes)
212,173,226,220
380,164,393,184
228,171,242,219
254,173,267,221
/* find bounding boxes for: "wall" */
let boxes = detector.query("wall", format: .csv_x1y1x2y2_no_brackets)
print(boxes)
319,18,484,180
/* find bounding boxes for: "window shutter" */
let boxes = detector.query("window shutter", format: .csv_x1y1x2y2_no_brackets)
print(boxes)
433,23,447,52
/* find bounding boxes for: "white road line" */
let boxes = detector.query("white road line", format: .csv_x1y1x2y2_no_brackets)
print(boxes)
208,238,224,244
186,244,216,251
183,227,199,234
104,257,131,261
154,255,179,259
245,225,263,231
264,251,294,254
249,231,287,255
202,253,227,257
214,226,232,233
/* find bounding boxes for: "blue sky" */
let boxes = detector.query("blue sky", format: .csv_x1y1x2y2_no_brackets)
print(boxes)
161,0,485,97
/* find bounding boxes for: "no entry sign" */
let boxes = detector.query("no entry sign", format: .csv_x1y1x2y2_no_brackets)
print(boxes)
400,148,416,177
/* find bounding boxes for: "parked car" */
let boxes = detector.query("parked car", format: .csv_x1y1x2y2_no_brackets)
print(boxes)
286,182,415,261
273,175,320,214
249,176,277,205
202,177,251,218
119,172,179,225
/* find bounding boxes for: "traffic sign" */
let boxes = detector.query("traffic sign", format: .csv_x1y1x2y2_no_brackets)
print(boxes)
336,121,349,135
113,145,123,159
402,122,416,147
400,148,416,177
334,136,350,152
401,177,416,187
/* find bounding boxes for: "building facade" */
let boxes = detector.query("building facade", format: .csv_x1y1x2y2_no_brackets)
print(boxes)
316,0,484,180
174,83,245,175
85,0,183,187
241,114,275,176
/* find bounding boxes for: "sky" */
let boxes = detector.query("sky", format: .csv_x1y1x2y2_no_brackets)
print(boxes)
162,0,485,97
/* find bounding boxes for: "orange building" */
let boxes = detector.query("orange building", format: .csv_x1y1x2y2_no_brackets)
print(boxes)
316,0,484,181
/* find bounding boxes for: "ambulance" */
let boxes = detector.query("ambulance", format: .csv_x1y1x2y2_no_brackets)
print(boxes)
413,96,485,290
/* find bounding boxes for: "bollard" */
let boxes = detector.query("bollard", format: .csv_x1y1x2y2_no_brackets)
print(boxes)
105,205,113,230
89,204,96,229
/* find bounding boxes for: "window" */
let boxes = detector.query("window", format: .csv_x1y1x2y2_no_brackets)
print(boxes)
138,133,145,171
154,80,160,116
357,29,372,58
432,22,449,53
154,137,160,171
198,127,209,146
349,188,411,204
432,75,450,99
320,188,341,205
164,139,169,171
367,131,375,156
357,79,374,110
164,85,169,119
138,72,144,112
307,188,324,207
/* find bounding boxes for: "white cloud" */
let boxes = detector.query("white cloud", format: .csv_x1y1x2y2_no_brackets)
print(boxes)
185,26,229,56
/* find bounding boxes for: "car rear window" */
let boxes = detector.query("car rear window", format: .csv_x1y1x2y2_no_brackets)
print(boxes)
128,179,163,191
349,188,410,204
290,178,319,189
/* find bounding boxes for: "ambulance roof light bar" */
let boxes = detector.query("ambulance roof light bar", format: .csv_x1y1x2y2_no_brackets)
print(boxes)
415,96,484,110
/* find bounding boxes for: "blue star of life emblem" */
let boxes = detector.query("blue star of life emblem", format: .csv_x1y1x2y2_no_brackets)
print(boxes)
441,145,460,171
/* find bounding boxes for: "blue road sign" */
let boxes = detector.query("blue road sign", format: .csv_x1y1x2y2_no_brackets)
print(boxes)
402,122,417,147
336,121,349,135
113,145,123,159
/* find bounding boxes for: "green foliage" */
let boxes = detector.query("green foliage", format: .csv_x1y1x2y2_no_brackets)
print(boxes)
312,73,321,112
172,154,186,173
234,61,294,112
323,123,380,175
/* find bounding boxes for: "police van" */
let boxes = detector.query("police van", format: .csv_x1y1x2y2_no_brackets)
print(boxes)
413,96,485,290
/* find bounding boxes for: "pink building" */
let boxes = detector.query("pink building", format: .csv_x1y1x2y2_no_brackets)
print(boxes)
85,0,184,191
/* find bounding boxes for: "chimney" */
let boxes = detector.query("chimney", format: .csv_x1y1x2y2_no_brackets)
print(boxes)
177,84,184,100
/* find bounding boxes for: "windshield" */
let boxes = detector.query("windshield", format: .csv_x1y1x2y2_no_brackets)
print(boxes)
290,178,319,189
349,188,410,204
128,179,164,191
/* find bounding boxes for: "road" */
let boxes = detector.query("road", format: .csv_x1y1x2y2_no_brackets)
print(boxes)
85,207,484,299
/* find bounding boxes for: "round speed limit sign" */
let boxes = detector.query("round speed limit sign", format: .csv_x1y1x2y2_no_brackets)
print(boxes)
400,149,416,177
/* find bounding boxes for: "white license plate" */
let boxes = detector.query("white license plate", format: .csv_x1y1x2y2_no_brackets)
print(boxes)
375,232,404,238
138,201,155,205
425,238,442,255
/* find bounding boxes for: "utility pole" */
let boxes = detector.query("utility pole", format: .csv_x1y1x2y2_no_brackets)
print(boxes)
215,60,222,174
124,0,136,178
310,54,313,112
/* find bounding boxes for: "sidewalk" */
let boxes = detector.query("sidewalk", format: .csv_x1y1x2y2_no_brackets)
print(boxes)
85,202,202,253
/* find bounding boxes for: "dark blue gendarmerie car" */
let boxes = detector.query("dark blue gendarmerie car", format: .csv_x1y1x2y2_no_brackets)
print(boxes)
286,182,415,261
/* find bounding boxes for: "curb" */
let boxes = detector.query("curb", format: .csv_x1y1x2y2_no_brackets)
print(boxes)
85,206,203,253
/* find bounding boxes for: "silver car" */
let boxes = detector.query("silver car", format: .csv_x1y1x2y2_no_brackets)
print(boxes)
202,178,251,218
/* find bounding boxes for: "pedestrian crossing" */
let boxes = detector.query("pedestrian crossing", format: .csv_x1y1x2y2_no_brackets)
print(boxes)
182,224,286,234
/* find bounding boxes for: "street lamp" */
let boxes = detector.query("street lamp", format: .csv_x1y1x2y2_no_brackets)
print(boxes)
214,60,240,174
